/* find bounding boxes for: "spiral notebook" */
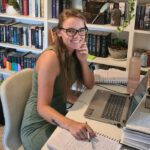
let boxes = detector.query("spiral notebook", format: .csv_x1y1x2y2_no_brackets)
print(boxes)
94,68,128,85
47,128,121,150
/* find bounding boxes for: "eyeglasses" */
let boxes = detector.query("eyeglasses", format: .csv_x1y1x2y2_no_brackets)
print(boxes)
60,27,88,37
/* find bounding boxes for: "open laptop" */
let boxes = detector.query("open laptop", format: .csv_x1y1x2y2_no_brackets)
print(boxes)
84,74,148,127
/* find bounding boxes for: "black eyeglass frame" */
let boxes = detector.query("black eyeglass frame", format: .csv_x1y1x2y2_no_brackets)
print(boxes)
59,27,88,37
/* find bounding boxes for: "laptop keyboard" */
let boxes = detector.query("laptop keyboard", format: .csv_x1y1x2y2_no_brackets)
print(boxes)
101,94,126,121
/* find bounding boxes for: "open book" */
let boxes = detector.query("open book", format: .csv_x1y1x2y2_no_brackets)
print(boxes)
47,128,121,150
94,68,128,85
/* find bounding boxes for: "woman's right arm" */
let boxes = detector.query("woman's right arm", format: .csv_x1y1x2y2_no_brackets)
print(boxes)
35,50,95,140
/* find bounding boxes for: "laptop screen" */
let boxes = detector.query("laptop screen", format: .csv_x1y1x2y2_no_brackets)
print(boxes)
127,74,148,118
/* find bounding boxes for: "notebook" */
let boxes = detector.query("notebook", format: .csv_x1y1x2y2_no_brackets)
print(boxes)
94,68,128,85
84,74,148,127
47,128,122,150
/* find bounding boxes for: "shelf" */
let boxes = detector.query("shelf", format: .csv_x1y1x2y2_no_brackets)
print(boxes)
141,67,150,72
89,56,127,69
134,29,150,35
48,18,58,24
0,13,46,22
48,18,130,32
87,24,130,32
0,43,42,54
0,68,16,75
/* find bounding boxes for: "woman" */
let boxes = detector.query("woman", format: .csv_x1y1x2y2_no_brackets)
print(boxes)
21,9,95,150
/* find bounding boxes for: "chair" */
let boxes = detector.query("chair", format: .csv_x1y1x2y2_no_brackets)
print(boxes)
0,68,33,150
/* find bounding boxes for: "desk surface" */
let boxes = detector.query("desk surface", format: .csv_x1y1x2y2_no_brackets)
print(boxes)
41,85,128,150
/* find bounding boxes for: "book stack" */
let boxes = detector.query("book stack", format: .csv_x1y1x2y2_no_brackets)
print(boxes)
121,99,150,150
19,0,44,17
0,21,44,49
0,47,39,71
23,52,39,69
121,128,150,150
135,3,150,30
51,0,72,18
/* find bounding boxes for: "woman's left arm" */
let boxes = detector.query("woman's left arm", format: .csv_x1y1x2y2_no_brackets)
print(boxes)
75,43,94,89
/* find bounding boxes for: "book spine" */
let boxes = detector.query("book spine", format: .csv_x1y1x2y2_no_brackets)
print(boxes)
35,27,39,48
37,0,41,17
92,34,97,56
139,5,146,30
31,27,35,48
96,34,100,57
38,26,42,49
40,0,44,17
13,27,17,45
87,33,92,55
0,0,2,13
59,0,63,14
29,0,35,17
23,0,29,16
6,55,12,70
135,4,141,29
35,0,38,17
100,34,110,58
2,0,7,13
19,0,23,15
52,0,57,18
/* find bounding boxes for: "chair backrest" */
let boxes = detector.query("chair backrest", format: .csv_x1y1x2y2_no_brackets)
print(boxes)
1,68,33,150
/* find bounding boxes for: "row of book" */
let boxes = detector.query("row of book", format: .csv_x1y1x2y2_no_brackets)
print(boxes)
135,3,150,30
51,1,128,25
87,32,111,58
0,20,44,49
0,47,39,71
19,0,44,17
0,0,44,18
52,0,72,18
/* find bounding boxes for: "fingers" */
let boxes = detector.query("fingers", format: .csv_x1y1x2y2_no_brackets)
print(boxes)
72,122,95,141
76,49,87,54
74,128,87,140
86,124,96,138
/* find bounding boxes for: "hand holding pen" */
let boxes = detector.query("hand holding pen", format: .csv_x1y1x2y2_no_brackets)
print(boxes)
68,120,95,141
85,122,96,142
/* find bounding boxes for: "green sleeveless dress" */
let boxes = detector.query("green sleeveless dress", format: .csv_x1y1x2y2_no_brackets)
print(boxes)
21,49,77,150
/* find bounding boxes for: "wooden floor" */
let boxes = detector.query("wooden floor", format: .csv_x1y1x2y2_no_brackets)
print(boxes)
0,125,4,150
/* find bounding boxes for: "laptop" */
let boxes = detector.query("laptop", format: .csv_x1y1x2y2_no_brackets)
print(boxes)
84,74,148,127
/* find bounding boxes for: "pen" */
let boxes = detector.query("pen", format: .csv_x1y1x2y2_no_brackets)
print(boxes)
85,122,91,142
87,131,91,142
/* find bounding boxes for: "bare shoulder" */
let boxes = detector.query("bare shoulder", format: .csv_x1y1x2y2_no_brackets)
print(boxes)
36,50,59,74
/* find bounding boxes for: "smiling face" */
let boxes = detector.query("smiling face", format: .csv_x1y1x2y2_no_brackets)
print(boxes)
58,17,87,53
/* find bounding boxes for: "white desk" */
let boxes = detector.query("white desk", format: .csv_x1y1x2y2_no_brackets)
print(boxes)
41,85,129,150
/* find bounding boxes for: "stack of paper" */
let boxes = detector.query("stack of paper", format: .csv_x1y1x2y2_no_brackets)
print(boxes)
121,99,150,150
121,128,150,150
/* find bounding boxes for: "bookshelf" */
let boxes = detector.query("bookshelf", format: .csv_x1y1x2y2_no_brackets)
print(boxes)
133,0,150,72
0,0,150,75
36,0,150,72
